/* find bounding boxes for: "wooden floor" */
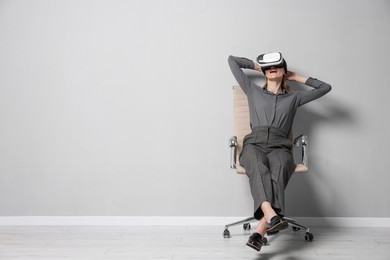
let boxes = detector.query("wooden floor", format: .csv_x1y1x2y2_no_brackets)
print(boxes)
1,225,390,259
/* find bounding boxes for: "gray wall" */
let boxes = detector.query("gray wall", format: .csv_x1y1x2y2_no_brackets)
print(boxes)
0,0,389,218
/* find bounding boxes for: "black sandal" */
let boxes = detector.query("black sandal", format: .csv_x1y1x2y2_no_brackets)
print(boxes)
266,215,288,234
246,232,263,251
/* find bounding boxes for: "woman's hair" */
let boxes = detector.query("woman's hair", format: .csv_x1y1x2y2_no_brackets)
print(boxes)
263,74,291,93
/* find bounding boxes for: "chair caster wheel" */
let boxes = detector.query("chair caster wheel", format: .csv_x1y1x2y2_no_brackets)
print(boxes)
223,229,231,238
305,232,314,241
261,237,268,245
243,223,251,230
292,226,300,231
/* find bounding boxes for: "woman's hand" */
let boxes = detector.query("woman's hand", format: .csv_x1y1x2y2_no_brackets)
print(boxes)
253,62,263,72
285,71,308,84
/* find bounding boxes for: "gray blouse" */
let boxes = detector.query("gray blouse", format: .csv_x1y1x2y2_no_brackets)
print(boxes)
228,55,332,136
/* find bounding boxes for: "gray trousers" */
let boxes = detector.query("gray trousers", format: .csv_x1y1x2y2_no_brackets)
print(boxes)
239,126,295,220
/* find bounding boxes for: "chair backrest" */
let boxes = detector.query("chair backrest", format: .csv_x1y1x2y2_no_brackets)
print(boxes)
232,85,308,174
233,85,251,174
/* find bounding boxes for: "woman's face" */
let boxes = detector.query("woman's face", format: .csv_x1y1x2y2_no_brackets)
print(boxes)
264,66,285,80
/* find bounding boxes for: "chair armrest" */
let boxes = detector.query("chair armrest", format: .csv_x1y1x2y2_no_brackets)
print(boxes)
293,134,308,168
229,136,237,169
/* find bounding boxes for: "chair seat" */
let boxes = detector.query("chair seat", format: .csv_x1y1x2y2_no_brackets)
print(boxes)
232,85,309,175
294,163,309,173
236,163,308,174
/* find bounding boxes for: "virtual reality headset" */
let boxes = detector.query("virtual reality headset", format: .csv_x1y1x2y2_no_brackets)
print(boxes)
256,52,287,73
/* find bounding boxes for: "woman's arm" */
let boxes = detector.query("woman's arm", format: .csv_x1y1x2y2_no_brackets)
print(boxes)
228,55,257,94
286,71,331,106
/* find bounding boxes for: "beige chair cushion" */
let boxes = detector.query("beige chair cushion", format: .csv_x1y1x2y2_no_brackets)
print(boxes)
233,85,307,174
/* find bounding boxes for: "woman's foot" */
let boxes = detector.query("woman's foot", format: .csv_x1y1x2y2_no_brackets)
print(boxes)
246,232,263,251
266,215,288,234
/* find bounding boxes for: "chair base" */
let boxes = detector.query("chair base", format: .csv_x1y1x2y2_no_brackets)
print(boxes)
223,216,314,242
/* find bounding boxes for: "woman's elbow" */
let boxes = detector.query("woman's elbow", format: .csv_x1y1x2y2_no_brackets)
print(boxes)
228,55,235,63
326,84,332,93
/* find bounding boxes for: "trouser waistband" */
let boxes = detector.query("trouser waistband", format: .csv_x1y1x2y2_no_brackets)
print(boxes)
251,126,288,139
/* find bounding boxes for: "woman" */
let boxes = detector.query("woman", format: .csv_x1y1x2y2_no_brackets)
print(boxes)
228,54,331,251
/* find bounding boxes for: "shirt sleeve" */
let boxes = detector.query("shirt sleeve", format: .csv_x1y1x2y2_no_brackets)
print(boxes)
296,77,332,106
228,55,255,94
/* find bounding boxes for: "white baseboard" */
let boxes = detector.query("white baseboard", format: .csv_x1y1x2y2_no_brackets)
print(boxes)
291,217,390,227
0,216,239,226
0,216,389,227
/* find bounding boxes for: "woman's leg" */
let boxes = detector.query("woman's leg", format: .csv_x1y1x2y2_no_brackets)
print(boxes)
261,201,278,223
267,148,295,217
252,148,294,234
255,217,267,237
239,144,273,220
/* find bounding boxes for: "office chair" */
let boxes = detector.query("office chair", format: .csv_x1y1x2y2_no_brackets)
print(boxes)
223,85,314,243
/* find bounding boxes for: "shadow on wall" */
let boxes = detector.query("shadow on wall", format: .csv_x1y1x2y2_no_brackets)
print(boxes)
286,82,357,223
242,75,357,222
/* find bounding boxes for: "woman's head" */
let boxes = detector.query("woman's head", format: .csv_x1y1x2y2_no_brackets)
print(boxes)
263,59,290,92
